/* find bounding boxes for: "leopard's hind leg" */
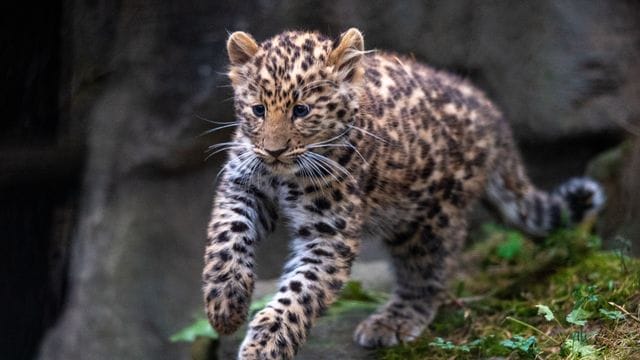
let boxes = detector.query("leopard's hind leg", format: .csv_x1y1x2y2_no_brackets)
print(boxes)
354,213,466,348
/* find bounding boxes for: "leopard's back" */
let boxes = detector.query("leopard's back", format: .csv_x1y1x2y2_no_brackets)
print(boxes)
347,52,504,236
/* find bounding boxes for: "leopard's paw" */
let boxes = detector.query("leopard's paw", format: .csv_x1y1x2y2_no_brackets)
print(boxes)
204,282,252,334
238,307,298,360
354,312,425,348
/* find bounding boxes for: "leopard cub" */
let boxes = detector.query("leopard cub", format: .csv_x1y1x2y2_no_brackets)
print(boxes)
202,28,604,359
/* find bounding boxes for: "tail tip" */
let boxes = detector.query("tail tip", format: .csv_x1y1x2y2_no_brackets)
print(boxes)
554,177,606,224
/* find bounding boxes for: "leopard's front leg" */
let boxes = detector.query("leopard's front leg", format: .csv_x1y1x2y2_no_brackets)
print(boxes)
238,183,363,359
203,166,278,335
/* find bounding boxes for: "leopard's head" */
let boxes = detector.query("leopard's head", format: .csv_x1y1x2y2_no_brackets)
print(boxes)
225,29,365,175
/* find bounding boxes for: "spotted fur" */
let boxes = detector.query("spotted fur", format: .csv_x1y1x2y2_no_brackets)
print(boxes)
202,28,605,359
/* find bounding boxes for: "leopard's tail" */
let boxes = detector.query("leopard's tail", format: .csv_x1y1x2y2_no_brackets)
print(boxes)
485,151,605,237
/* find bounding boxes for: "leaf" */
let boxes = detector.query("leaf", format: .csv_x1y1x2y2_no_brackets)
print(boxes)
566,308,592,326
500,335,538,357
573,285,600,308
496,232,524,260
599,308,625,320
535,304,555,321
428,337,474,352
466,338,484,347
170,318,218,343
561,338,599,359
429,337,456,350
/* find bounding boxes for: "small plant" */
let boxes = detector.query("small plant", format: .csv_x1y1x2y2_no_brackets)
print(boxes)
429,337,462,351
561,332,599,359
614,236,632,273
535,304,555,321
566,307,591,326
170,318,218,343
496,230,525,261
598,308,624,320
500,335,539,358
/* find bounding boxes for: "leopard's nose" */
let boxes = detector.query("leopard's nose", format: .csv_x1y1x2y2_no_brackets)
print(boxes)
265,146,288,159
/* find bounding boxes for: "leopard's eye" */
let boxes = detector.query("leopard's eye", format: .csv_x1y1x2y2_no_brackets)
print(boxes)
252,104,266,117
292,104,310,118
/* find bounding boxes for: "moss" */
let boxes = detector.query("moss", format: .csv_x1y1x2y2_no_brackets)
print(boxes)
327,280,386,316
379,224,640,360
430,308,467,335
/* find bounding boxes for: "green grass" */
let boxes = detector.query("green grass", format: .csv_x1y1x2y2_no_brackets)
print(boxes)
379,224,640,360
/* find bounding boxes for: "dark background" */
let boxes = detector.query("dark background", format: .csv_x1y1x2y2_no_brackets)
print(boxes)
2,1,639,359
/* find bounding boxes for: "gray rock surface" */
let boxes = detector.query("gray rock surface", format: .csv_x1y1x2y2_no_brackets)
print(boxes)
38,1,638,360
273,0,640,141
588,136,640,254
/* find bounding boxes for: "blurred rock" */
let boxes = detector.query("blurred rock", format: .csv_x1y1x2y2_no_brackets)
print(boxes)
38,1,236,359
588,136,640,255
38,1,639,359
266,0,640,142
191,336,219,360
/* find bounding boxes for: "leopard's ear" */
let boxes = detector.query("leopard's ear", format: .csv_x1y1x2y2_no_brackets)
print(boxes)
227,31,259,66
328,28,365,82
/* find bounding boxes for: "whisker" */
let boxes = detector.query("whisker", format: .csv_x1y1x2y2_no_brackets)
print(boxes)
205,144,246,153
306,155,330,191
347,124,389,144
250,159,264,186
307,127,352,147
240,158,258,187
301,153,332,187
307,151,354,181
306,139,369,167
215,151,253,181
306,144,347,149
195,114,238,125
305,152,344,183
215,166,226,181
296,157,319,190
207,145,252,161
235,154,258,187
207,141,249,150
346,141,369,166
246,152,263,180
199,122,240,137
205,146,250,158
205,148,245,159
204,145,248,160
